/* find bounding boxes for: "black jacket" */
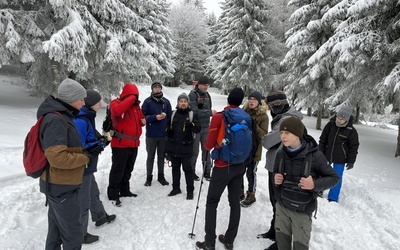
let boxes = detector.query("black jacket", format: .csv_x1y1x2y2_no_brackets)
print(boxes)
319,116,359,164
166,107,201,158
274,134,340,214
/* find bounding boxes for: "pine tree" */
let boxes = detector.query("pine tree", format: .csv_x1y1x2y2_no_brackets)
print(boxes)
209,0,279,94
0,0,175,98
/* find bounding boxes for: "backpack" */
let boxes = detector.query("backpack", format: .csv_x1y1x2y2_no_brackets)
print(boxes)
170,110,195,139
211,108,253,164
23,112,66,178
102,104,113,133
278,152,315,212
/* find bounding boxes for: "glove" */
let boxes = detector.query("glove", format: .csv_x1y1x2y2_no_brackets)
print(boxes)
346,163,354,170
198,103,204,109
85,143,104,156
185,121,194,128
99,136,110,147
83,151,94,166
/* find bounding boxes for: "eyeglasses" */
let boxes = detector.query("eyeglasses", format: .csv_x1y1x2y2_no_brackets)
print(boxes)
248,97,258,101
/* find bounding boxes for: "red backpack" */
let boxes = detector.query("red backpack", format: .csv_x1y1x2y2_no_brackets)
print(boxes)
23,112,66,178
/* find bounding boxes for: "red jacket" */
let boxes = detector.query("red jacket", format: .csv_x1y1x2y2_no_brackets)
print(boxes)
205,105,238,167
110,83,145,148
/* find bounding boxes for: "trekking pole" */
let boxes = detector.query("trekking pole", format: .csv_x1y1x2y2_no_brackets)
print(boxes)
189,150,210,238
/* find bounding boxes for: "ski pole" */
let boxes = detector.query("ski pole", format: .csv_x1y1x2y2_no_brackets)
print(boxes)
189,150,210,238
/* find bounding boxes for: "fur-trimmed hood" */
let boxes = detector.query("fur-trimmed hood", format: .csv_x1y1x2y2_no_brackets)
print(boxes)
243,99,269,116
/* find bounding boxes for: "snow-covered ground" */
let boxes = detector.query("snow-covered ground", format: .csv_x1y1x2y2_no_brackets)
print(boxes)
0,75,399,250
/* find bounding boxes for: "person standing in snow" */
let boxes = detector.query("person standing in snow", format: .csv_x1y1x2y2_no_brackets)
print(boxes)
189,75,217,181
240,91,269,207
166,93,200,199
73,90,116,244
37,78,88,249
141,82,172,187
260,91,303,250
107,82,146,207
319,105,359,202
273,117,339,250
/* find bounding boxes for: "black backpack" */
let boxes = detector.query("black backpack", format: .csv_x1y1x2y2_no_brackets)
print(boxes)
102,104,113,133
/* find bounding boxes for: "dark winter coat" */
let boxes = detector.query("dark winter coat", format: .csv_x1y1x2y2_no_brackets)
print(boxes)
166,107,201,158
319,116,359,164
189,87,212,127
37,96,88,185
74,106,104,175
142,94,172,138
243,101,269,162
110,84,145,148
274,134,340,214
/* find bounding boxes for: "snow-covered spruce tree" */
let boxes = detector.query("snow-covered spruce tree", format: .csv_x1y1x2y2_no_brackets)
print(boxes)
169,1,209,86
210,0,278,94
0,0,174,98
281,0,342,129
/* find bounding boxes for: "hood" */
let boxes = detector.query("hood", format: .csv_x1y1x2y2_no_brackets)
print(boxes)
243,100,268,116
36,96,72,118
120,83,139,100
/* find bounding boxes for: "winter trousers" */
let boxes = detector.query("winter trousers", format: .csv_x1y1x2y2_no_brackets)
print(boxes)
40,179,83,250
191,126,212,175
146,136,167,176
170,156,194,192
328,163,345,202
275,202,312,250
108,147,138,200
268,171,277,235
204,163,246,246
89,174,107,222
241,161,258,192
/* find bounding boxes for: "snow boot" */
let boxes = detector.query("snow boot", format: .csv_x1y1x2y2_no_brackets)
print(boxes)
241,191,256,207
195,241,215,250
158,174,169,186
83,233,99,244
257,229,275,240
95,213,116,227
168,189,182,196
187,191,194,200
120,191,137,197
144,175,152,187
218,234,233,250
239,189,245,201
265,242,278,250
111,198,122,207
193,173,200,181
204,172,211,181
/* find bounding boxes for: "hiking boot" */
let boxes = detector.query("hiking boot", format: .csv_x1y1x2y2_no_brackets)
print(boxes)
144,175,152,187
111,198,122,207
187,191,194,200
328,198,337,202
241,191,256,207
193,173,200,181
204,172,211,181
318,191,323,198
120,191,137,197
257,229,275,240
95,214,116,227
168,189,182,196
158,174,169,186
195,241,215,250
239,189,245,201
218,234,233,250
265,242,278,250
83,233,99,244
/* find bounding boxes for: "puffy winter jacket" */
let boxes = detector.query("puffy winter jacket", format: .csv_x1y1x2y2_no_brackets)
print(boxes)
142,95,172,138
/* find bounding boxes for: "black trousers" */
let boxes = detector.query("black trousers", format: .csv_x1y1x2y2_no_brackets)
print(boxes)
170,156,194,192
107,147,138,200
268,171,276,233
204,163,246,246
241,161,258,193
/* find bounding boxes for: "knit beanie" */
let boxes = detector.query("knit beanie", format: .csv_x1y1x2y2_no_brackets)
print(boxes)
198,75,210,85
85,90,102,107
248,91,263,106
151,82,162,90
177,92,189,102
57,78,86,103
280,116,304,139
337,106,353,121
266,91,288,106
227,87,245,106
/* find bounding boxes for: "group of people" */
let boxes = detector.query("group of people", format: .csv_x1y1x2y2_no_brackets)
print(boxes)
36,76,359,250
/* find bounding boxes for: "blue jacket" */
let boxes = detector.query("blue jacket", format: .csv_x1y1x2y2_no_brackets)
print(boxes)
74,106,105,175
142,95,172,138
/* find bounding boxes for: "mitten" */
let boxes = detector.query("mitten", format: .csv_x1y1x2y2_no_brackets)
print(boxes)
346,163,354,170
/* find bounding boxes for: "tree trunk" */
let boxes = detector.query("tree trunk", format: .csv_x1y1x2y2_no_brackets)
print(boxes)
355,104,360,124
307,107,312,117
50,59,62,95
316,103,322,130
396,110,400,157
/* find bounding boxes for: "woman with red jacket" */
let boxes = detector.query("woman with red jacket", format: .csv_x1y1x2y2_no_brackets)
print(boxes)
107,83,145,207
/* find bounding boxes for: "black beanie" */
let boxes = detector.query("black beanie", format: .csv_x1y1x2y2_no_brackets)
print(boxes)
248,91,262,106
198,75,210,85
85,90,101,107
228,88,245,106
266,91,288,106
280,116,304,139
151,82,162,90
